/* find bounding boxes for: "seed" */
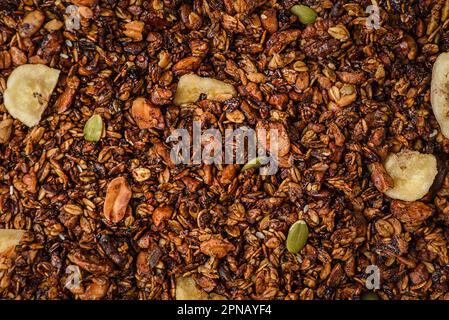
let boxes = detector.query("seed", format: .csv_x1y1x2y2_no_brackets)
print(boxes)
83,114,103,142
290,5,317,25
241,156,269,172
286,219,309,254
361,292,379,300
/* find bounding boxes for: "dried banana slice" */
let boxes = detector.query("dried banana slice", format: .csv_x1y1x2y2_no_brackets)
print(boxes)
0,229,25,257
175,276,226,300
431,52,449,139
176,276,209,300
383,149,437,202
4,64,60,127
174,74,237,106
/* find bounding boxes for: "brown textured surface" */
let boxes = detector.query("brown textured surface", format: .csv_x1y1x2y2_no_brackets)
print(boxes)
1,0,449,300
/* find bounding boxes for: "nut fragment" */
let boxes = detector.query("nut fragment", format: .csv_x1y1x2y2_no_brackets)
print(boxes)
370,162,394,193
55,75,80,113
131,97,165,130
391,200,433,229
256,121,290,157
4,64,60,127
44,19,64,32
152,205,172,227
200,238,235,259
77,277,109,300
0,51,11,69
9,47,27,66
69,0,97,7
0,229,25,257
431,52,449,138
123,21,144,41
174,74,237,105
328,24,350,41
383,150,437,202
132,167,152,182
225,109,245,123
0,118,13,144
19,10,45,38
103,177,132,223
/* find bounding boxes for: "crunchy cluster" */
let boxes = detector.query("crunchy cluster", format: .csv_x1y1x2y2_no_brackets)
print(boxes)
1,0,449,300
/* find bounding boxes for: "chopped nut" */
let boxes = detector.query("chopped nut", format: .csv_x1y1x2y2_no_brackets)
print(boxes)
328,24,350,41
0,51,11,69
78,277,109,300
9,47,27,66
256,121,290,157
152,205,173,227
19,10,45,38
200,238,235,259
172,56,202,75
55,76,80,114
370,162,394,193
132,168,152,182
226,109,245,123
260,8,278,34
44,19,64,32
391,200,433,230
69,0,97,7
123,21,144,41
131,97,164,130
103,177,132,223
0,118,13,144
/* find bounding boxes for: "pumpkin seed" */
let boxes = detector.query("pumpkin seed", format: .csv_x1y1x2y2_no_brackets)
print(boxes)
83,114,103,142
291,5,317,25
241,156,269,172
286,219,309,254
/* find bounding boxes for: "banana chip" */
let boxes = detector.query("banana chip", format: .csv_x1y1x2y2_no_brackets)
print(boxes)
174,74,237,106
384,150,437,202
175,276,226,300
431,52,449,139
4,64,60,127
0,229,25,257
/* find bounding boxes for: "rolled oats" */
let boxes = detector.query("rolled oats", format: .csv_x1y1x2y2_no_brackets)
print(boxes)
1,0,449,301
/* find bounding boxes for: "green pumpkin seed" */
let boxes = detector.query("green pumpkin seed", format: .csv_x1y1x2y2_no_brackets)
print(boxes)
83,114,103,142
241,156,269,172
291,5,317,25
361,292,379,300
286,219,309,254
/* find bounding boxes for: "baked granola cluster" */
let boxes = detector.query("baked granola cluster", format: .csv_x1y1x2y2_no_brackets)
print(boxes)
1,0,449,300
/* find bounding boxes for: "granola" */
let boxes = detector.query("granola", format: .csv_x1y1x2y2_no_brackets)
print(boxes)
1,0,449,301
